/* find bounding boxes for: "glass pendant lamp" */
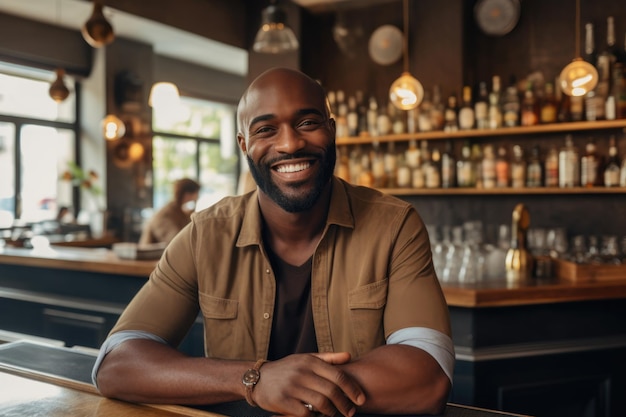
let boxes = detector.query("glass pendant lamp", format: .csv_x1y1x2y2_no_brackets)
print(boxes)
559,0,598,96
49,68,70,102
389,0,424,110
253,0,299,54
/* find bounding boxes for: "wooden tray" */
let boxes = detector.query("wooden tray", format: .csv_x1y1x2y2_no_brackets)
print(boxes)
553,258,626,282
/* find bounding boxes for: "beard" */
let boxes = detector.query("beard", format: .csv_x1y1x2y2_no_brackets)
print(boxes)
246,144,336,213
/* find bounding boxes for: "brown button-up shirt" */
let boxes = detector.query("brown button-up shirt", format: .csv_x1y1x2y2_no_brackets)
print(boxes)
111,177,451,361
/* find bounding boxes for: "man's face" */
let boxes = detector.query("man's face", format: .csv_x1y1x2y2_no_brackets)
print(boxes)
238,71,336,213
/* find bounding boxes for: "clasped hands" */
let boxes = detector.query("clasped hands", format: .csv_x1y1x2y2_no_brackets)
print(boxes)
252,352,366,417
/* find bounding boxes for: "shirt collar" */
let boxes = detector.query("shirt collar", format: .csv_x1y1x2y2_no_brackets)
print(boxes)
236,176,355,248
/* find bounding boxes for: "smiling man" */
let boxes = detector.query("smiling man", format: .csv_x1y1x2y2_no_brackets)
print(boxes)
93,68,454,417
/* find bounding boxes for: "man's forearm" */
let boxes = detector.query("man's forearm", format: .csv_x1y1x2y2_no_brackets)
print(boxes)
341,344,451,415
96,339,250,405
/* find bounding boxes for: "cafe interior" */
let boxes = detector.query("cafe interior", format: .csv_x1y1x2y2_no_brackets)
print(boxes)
1,0,626,416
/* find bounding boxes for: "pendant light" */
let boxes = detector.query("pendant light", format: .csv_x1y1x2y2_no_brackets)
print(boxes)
49,68,70,102
253,0,299,54
82,0,115,48
101,114,126,140
558,0,598,97
148,82,180,109
389,0,424,111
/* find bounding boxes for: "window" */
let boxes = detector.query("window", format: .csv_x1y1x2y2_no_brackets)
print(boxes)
152,96,239,211
0,63,78,228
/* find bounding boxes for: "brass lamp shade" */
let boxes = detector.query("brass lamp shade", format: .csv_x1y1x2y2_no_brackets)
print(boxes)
49,68,70,102
82,1,114,48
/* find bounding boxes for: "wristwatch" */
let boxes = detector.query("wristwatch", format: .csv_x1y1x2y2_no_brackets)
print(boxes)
242,359,267,407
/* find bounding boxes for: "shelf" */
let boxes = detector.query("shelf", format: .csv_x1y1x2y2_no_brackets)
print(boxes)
379,186,626,196
336,119,626,145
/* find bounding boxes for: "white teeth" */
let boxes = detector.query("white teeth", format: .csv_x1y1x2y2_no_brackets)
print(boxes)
275,162,310,173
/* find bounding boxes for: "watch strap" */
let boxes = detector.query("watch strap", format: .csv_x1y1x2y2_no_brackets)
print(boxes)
244,359,267,407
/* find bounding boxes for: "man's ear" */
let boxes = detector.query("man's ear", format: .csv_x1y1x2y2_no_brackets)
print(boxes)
237,134,247,153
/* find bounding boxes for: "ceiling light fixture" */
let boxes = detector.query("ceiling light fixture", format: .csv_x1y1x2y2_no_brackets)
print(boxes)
148,82,180,109
81,0,115,48
389,0,424,111
253,0,299,54
101,114,126,140
49,68,70,102
559,0,598,97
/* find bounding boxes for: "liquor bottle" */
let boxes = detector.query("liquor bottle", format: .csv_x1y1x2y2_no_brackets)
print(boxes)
580,137,601,187
488,75,503,129
558,134,580,187
396,154,412,188
482,144,497,189
389,102,405,134
474,82,489,129
545,144,559,187
526,145,543,187
510,145,526,188
456,141,475,187
356,90,369,136
349,146,363,185
620,149,626,187
585,89,605,121
441,140,456,188
604,136,621,187
458,86,476,130
495,145,510,188
595,16,618,101
347,95,359,137
405,139,421,171
336,146,351,183
327,90,338,118
520,83,539,126
418,90,433,132
384,141,399,188
471,143,484,188
371,141,386,188
540,82,558,124
406,108,418,134
612,62,626,119
367,96,379,137
583,23,596,65
430,85,445,131
502,82,520,127
357,152,374,188
426,147,442,188
569,95,584,122
443,94,459,132
376,103,391,136
556,76,571,122
335,90,349,138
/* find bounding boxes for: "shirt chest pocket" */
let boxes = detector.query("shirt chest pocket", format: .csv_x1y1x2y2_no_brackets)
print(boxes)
347,279,388,356
198,293,241,358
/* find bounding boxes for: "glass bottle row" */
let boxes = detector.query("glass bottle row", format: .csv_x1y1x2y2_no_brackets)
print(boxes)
335,135,626,190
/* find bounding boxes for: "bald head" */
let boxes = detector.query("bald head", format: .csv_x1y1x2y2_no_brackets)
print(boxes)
236,68,330,139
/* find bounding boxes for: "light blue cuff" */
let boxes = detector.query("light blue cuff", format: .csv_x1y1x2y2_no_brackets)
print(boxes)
387,327,455,384
91,330,167,388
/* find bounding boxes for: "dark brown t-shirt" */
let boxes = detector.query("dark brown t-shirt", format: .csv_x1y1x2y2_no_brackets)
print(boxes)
266,247,317,360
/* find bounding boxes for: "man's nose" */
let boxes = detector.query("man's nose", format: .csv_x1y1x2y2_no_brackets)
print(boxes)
274,126,305,153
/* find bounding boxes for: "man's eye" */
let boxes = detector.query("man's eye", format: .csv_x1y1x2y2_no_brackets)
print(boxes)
298,119,323,129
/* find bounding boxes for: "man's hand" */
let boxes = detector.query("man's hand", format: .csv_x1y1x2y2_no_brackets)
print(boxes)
253,352,365,417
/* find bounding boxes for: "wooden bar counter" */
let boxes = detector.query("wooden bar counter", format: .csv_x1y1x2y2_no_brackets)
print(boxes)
1,246,626,416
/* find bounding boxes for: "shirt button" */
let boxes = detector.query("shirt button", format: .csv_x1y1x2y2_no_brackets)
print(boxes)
263,313,270,319
265,269,270,274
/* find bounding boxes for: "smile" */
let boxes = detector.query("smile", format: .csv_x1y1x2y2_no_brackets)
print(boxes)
274,162,311,173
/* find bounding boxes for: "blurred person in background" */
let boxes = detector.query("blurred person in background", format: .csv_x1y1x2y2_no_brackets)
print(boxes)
139,178,200,245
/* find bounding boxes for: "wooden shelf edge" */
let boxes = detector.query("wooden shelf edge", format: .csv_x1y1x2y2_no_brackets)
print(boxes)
336,119,626,145
376,186,626,196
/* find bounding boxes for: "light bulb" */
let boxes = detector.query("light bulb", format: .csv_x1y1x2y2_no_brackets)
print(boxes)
389,72,424,110
101,114,126,140
559,58,599,97
49,68,70,102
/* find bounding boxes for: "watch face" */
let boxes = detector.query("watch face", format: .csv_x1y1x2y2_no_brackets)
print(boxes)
474,0,521,36
242,369,260,386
